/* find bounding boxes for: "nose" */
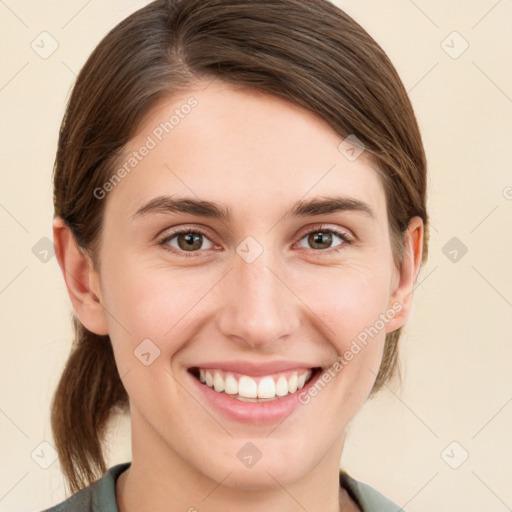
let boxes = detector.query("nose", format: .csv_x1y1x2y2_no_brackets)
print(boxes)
216,247,301,351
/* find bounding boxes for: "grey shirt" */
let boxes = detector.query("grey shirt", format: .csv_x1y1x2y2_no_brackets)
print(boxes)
40,462,404,512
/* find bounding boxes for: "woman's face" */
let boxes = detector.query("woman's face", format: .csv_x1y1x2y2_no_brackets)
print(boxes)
85,80,419,487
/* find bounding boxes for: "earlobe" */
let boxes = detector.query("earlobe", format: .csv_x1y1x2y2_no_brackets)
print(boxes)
386,216,424,333
52,217,109,335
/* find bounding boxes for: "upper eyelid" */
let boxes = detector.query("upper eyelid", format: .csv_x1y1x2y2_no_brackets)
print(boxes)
295,225,353,244
159,226,217,244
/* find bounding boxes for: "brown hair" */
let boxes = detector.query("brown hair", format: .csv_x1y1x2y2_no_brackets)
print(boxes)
51,0,429,494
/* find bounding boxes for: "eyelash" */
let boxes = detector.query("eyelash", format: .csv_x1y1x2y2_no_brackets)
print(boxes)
158,225,354,259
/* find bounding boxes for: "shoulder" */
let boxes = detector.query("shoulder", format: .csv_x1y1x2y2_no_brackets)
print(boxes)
39,462,131,512
340,469,404,512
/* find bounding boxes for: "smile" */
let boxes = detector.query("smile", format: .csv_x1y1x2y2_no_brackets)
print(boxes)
189,367,321,401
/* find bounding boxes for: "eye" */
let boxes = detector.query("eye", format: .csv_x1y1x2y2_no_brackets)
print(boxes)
159,228,216,258
295,226,353,254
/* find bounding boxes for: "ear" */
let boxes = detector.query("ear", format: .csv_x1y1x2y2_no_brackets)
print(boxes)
53,216,109,335
385,216,424,333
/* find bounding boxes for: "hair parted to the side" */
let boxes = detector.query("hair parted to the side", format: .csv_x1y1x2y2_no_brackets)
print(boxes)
51,0,429,494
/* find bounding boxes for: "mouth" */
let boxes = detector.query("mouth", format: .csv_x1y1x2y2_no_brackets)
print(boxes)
188,366,322,402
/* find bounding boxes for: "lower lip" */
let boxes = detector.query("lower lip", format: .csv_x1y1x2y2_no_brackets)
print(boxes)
187,368,322,424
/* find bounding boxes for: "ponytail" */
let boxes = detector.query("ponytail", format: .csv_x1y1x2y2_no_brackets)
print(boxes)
371,329,403,396
50,315,128,493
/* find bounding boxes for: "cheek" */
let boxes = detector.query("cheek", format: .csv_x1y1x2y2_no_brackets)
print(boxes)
98,260,201,407
295,261,392,402
101,253,210,337
300,262,393,347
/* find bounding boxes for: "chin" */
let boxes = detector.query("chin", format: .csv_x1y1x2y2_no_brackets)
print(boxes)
204,444,311,491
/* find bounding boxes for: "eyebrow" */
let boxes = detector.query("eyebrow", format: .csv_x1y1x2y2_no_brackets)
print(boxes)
130,194,376,222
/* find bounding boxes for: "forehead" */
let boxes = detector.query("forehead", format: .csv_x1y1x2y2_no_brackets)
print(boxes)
105,80,387,225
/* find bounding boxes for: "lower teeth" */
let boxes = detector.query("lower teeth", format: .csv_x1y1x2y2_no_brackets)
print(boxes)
233,395,280,402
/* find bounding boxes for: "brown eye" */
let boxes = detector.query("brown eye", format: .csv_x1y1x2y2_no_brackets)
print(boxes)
176,232,204,251
296,227,352,253
307,231,334,249
159,228,215,257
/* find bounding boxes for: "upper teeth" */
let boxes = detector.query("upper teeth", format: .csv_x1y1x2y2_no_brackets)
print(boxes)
198,368,313,399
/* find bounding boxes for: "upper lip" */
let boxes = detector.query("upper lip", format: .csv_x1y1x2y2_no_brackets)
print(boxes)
189,360,321,377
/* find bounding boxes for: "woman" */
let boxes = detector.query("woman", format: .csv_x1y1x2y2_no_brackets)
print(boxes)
43,0,428,510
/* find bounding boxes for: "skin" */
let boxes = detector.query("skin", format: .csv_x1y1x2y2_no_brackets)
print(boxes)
53,80,423,512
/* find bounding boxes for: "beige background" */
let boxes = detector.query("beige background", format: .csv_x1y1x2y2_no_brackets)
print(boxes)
1,1,511,511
